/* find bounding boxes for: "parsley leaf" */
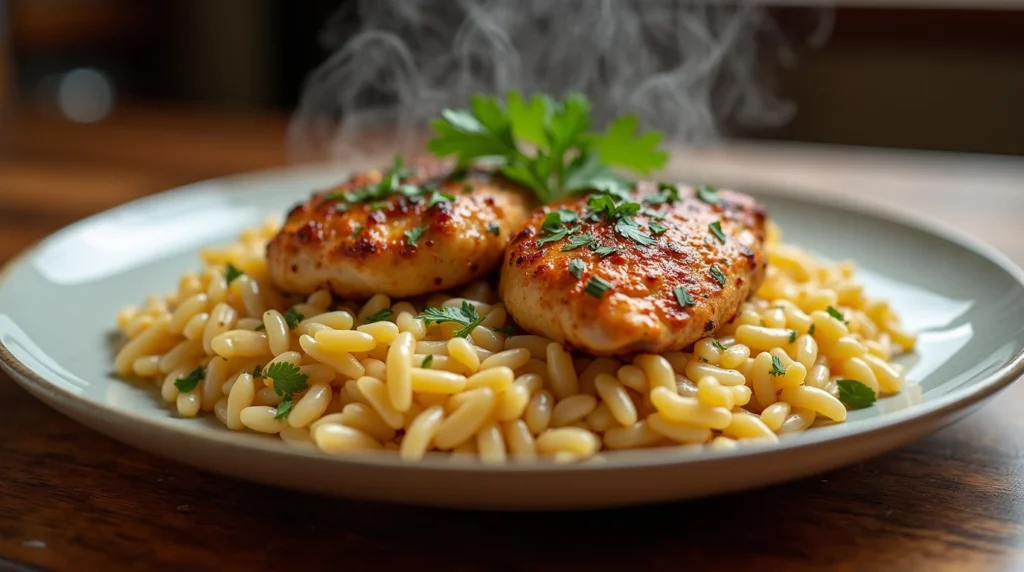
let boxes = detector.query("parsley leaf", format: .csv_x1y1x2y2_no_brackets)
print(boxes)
643,209,667,220
405,225,427,247
426,191,455,207
486,222,501,236
284,308,303,330
419,301,486,338
427,92,667,202
365,308,393,323
326,155,414,206
643,183,679,205
827,306,845,322
614,217,656,246
709,221,726,244
592,244,618,257
710,266,727,286
789,330,798,344
712,339,728,351
252,364,263,378
585,276,612,298
264,362,309,397
421,355,434,369
369,201,388,212
809,324,816,336
173,366,204,393
561,233,595,251
674,286,695,308
351,225,364,237
274,398,295,421
837,379,877,409
696,185,721,205
569,258,585,279
649,221,667,235
224,263,244,285
536,224,576,247
769,355,786,376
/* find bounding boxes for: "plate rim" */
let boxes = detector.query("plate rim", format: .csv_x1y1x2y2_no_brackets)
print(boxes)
2,161,1024,474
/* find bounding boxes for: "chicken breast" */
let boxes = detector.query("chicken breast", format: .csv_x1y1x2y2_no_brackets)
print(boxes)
267,163,531,298
499,183,767,355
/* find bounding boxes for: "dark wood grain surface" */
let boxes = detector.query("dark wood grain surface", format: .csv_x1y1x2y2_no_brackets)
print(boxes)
1,106,1022,572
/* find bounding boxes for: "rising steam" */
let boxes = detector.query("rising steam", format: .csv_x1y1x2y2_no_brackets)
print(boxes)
288,0,832,163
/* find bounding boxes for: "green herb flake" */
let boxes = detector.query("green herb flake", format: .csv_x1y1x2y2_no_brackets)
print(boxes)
710,266,727,286
274,398,294,420
370,201,388,212
536,225,576,247
365,308,393,323
462,182,474,194
224,263,244,285
712,339,728,351
674,286,696,308
561,233,595,251
614,217,656,246
696,185,721,205
769,355,786,377
585,276,612,298
419,301,486,338
264,362,309,397
643,183,679,205
809,324,816,336
592,244,618,257
421,355,434,369
649,221,667,235
827,306,845,322
708,221,726,244
284,307,304,330
486,222,501,236
426,191,455,207
837,379,877,409
569,258,585,279
173,366,205,393
252,364,263,378
351,225,364,238
405,225,428,247
789,330,798,344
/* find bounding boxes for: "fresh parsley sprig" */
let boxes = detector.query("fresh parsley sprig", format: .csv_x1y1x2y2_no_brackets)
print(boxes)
264,362,310,420
419,301,487,338
427,91,668,203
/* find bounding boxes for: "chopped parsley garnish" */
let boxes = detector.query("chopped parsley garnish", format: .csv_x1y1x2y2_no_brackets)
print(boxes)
334,203,349,212
486,222,501,236
649,221,667,235
710,266,727,286
265,362,309,397
426,191,455,207
614,217,657,246
643,209,667,220
496,325,520,336
643,183,679,205
788,330,798,344
369,201,388,211
419,301,486,338
426,92,667,203
173,366,204,393
224,263,244,285
584,276,612,298
699,356,709,363
591,244,618,257
809,324,816,336
561,233,595,251
708,221,726,244
827,306,845,322
673,285,695,308
351,225,363,237
712,339,728,351
536,224,576,247
273,398,295,421
769,355,786,376
837,379,877,409
569,258,585,279
252,364,263,378
695,185,721,205
326,155,414,205
284,307,304,330
462,182,474,194
365,308,393,323
421,355,434,369
405,225,427,247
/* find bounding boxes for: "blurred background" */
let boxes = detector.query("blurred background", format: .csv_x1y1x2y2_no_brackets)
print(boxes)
3,0,1024,153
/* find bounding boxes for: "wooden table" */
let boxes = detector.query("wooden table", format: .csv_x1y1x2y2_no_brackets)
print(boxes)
2,106,1023,571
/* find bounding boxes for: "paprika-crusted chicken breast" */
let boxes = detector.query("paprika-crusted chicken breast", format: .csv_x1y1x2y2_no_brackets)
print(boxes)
268,163,531,298
499,183,767,356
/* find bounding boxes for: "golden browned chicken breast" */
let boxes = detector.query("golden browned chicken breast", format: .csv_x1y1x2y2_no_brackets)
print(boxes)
267,161,531,298
499,183,767,355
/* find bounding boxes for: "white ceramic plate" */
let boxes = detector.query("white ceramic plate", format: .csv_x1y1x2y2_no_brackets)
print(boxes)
2,164,1023,511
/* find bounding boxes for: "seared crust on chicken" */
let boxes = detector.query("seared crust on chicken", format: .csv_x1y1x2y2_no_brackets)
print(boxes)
499,183,767,356
267,164,531,298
